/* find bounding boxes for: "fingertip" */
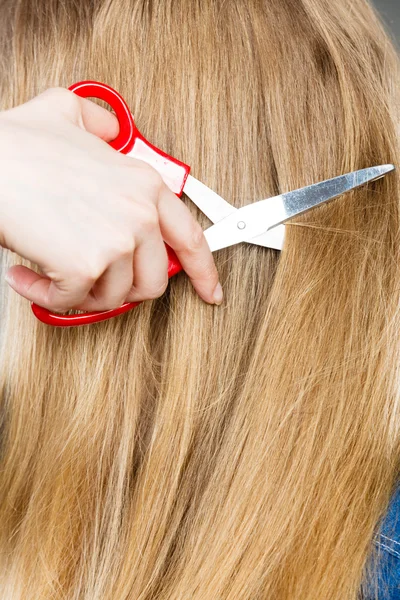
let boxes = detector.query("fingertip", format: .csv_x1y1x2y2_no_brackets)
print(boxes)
213,282,224,305
5,265,50,303
5,265,28,292
192,281,224,306
79,96,120,142
4,271,16,290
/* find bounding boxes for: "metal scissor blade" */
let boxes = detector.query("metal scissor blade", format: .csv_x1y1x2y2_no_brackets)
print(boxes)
267,164,395,230
183,174,237,223
184,175,286,250
204,164,395,252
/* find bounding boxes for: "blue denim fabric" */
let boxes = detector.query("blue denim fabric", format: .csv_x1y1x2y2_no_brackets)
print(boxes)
360,485,400,599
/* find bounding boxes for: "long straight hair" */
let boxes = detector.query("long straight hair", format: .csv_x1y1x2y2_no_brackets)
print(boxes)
0,0,399,598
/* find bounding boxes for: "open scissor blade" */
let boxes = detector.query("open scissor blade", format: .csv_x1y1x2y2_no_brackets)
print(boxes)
204,165,395,252
183,174,237,223
183,174,285,250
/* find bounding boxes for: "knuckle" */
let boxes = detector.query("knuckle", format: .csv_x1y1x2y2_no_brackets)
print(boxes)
134,203,159,233
139,164,164,196
109,232,135,258
150,170,164,191
141,162,163,183
143,278,169,300
105,294,131,311
73,259,103,285
41,86,66,98
44,86,67,95
42,86,78,107
46,287,79,314
47,297,70,313
51,305,68,314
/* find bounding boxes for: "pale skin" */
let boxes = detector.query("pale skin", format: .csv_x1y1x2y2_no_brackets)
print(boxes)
0,87,223,313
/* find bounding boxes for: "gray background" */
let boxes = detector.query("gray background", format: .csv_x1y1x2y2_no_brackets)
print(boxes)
374,0,400,42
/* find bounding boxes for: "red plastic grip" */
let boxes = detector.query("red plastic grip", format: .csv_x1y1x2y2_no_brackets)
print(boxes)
30,81,189,327
69,81,190,196
31,246,183,326
69,81,136,153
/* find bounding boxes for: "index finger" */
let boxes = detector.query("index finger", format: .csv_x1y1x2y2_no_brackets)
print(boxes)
157,186,223,306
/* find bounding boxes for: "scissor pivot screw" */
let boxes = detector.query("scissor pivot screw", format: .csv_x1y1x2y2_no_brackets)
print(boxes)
237,221,246,230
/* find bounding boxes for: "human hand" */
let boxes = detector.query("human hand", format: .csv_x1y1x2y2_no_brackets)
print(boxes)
0,88,223,313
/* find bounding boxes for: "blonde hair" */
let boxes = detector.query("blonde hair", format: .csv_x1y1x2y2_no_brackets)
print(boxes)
0,0,399,598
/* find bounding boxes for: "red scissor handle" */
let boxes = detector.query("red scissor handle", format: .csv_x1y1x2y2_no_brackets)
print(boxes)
30,81,190,327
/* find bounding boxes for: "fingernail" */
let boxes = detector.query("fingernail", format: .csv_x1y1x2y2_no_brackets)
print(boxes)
213,282,223,305
5,273,14,286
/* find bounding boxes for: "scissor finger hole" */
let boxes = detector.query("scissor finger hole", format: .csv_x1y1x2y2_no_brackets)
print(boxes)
69,81,134,153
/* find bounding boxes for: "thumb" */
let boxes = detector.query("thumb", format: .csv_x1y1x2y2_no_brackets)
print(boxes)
15,87,120,143
5,264,91,313
5,266,55,309
74,93,120,142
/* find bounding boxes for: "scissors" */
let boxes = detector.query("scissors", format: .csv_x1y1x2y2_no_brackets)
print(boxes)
31,81,395,327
